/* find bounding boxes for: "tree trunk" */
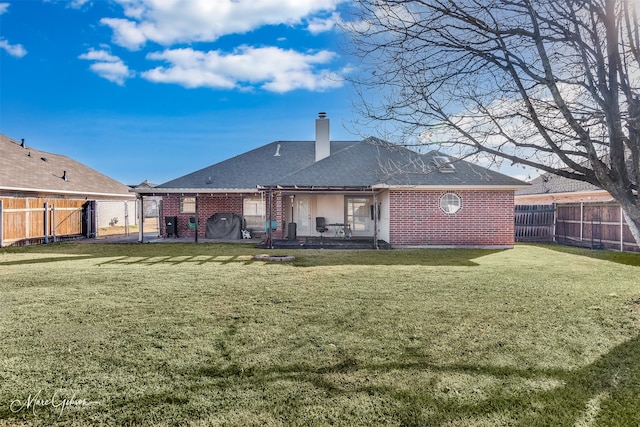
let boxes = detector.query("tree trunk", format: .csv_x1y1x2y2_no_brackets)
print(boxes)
621,203,640,248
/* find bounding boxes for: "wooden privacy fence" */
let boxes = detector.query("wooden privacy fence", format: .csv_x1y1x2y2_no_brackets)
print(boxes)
515,205,555,242
516,202,639,252
0,197,92,247
556,202,639,252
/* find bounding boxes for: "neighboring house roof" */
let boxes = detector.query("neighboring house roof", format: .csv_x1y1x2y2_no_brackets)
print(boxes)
515,172,612,203
0,134,134,199
132,180,158,189
148,137,526,193
516,172,603,195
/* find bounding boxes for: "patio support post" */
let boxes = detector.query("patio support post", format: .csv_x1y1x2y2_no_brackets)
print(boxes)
194,195,199,243
138,195,144,243
268,189,273,249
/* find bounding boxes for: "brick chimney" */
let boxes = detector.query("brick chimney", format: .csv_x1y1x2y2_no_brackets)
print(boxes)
315,112,330,162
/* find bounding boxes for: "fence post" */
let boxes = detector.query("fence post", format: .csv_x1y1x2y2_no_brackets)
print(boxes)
44,202,49,244
0,199,4,248
620,206,624,252
124,201,130,237
580,202,584,242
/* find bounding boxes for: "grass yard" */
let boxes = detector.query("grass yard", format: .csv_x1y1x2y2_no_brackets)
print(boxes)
0,243,639,426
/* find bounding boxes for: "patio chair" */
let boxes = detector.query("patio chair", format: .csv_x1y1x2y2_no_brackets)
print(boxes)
315,217,329,239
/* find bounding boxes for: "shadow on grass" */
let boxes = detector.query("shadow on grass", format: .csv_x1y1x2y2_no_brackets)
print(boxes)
4,334,638,426
176,334,640,426
0,243,502,267
524,243,640,267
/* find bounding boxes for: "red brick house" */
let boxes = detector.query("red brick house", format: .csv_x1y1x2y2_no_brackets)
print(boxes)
134,114,527,248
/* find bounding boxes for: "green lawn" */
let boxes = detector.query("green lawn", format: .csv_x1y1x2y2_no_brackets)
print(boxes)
0,243,639,426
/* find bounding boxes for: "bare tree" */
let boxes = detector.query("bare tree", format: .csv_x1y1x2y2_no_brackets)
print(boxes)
345,0,640,242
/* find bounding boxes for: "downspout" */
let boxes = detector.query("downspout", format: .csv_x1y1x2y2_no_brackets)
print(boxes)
268,188,273,249
373,192,379,249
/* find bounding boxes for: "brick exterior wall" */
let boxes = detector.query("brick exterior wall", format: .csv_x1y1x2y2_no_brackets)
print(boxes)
388,190,515,247
160,193,285,239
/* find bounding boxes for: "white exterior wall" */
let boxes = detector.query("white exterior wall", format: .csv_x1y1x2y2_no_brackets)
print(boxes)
96,200,138,228
315,194,344,229
377,190,391,243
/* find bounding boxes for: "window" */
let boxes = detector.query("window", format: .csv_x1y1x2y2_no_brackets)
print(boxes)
433,155,456,173
180,197,196,213
439,193,461,214
243,196,265,230
346,197,373,234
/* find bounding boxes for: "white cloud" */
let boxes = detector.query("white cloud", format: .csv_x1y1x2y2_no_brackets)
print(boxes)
0,3,27,58
79,48,132,85
69,0,90,9
142,46,344,93
307,12,341,34
102,0,344,50
0,38,27,57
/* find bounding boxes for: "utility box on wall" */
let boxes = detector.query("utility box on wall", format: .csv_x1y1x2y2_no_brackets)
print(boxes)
165,216,178,237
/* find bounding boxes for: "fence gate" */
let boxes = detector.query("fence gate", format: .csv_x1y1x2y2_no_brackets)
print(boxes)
0,197,86,246
515,205,555,242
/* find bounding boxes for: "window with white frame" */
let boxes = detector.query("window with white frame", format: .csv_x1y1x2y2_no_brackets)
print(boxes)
180,197,196,213
439,193,461,214
243,196,265,230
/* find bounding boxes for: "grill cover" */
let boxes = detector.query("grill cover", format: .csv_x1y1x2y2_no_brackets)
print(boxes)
205,213,242,239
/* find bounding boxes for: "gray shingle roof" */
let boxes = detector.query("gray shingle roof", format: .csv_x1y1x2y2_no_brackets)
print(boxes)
515,172,603,195
0,134,134,198
155,137,527,190
157,141,359,189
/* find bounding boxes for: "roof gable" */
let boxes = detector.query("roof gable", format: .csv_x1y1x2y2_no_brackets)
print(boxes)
0,134,133,198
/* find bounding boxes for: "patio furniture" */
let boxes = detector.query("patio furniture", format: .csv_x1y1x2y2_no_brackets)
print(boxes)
315,217,329,238
328,223,352,239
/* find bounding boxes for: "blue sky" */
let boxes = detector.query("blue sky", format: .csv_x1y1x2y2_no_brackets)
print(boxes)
1,0,533,186
0,0,361,185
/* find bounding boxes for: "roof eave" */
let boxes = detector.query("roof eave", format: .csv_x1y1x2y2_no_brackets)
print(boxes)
0,185,135,199
515,189,611,198
371,184,531,190
131,187,260,195
258,185,373,192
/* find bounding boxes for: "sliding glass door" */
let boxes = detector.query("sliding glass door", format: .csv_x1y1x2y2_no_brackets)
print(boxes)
345,197,373,237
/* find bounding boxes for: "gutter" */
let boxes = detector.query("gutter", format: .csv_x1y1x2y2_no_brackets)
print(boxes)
130,188,260,195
